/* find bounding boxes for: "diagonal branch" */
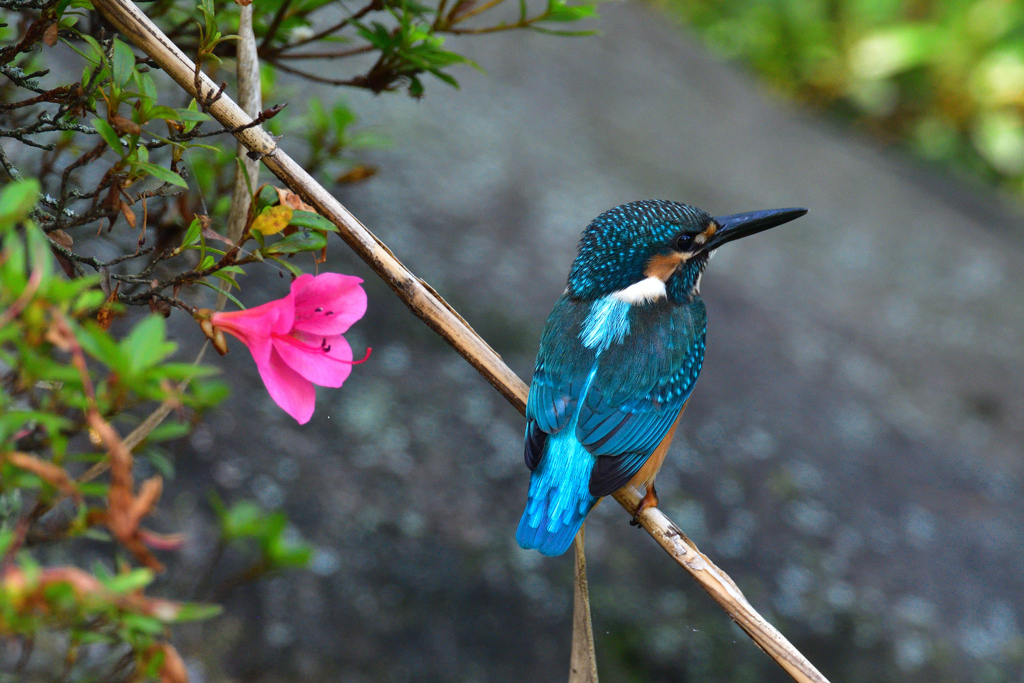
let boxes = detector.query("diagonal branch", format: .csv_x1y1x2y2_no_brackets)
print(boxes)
90,1,829,681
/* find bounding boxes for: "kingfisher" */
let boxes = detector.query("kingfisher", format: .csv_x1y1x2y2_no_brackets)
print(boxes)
516,200,806,556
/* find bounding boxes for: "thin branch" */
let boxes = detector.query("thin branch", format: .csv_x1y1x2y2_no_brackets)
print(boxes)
0,142,24,181
257,0,292,52
447,0,505,24
93,1,830,681
263,60,364,87
265,0,381,55
270,44,375,60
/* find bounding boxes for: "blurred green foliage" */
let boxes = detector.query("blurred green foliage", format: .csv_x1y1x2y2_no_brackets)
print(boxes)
212,496,314,571
0,179,225,680
667,0,1024,194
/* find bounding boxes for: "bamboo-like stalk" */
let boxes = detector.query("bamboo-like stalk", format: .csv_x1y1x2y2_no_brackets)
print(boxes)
90,2,830,681
224,2,261,245
569,527,598,683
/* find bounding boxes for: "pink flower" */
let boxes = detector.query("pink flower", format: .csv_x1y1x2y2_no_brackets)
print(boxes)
210,273,369,424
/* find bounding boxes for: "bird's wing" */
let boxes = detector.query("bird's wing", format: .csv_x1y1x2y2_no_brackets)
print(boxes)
524,296,598,470
577,300,707,496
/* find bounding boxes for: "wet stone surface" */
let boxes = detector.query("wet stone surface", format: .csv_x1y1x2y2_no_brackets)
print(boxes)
151,2,1024,681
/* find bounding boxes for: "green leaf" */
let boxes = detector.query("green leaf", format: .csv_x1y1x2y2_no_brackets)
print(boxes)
530,25,599,36
182,99,204,133
288,210,337,233
261,230,327,255
147,105,180,121
210,270,239,289
175,108,212,123
79,521,111,537
158,362,219,380
92,118,124,156
0,529,13,557
77,322,130,375
234,157,254,197
197,280,247,310
145,421,191,443
111,38,135,89
189,378,230,407
408,76,424,98
267,256,304,278
267,536,313,568
78,33,104,65
143,448,175,478
121,315,175,375
71,286,105,311
138,72,158,103
122,613,165,634
220,501,266,539
331,102,357,138
173,602,224,622
256,184,282,213
24,221,52,284
179,218,202,250
849,25,935,80
0,179,40,228
133,161,187,188
103,568,154,593
542,0,597,22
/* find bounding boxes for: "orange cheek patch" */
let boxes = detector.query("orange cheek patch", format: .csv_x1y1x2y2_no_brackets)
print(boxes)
645,252,686,280
697,221,718,245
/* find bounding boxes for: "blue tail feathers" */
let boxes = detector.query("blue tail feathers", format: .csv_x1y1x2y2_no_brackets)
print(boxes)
516,487,594,556
516,425,597,556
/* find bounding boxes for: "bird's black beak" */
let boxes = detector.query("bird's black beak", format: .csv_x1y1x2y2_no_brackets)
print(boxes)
707,207,807,250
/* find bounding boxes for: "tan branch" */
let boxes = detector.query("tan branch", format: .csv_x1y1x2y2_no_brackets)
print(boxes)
225,2,260,246
90,1,830,681
569,527,598,683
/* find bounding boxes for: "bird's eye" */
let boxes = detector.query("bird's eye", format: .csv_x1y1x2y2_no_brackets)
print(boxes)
674,234,695,252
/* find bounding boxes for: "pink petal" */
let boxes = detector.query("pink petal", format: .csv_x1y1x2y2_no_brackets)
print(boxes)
291,273,367,336
272,332,353,389
212,294,295,347
242,334,273,367
254,343,317,424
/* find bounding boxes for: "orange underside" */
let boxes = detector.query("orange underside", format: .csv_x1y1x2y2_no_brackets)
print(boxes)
623,400,688,493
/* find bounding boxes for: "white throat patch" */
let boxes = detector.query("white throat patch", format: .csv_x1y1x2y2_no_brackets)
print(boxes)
610,276,667,305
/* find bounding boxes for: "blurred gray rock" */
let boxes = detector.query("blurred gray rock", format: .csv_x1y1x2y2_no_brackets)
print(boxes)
167,2,1024,681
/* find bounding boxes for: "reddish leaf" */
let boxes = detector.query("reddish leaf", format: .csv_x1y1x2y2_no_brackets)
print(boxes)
274,186,317,212
5,452,79,499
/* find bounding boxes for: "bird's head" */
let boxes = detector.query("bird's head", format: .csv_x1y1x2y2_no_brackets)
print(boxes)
566,200,806,303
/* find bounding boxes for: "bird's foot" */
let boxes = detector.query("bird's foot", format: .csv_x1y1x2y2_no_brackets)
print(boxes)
630,485,659,527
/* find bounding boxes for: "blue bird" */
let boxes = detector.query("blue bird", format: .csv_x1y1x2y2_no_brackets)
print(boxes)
516,200,807,556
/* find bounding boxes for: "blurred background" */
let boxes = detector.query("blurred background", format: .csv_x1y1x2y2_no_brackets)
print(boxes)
158,0,1024,680
14,0,1024,681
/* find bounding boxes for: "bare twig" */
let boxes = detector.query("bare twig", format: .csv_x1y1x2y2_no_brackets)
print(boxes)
257,0,292,52
264,0,380,55
222,0,261,308
92,1,830,681
271,45,375,61
569,527,598,683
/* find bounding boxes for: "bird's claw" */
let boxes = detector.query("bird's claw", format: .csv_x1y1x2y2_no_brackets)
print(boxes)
630,484,659,527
